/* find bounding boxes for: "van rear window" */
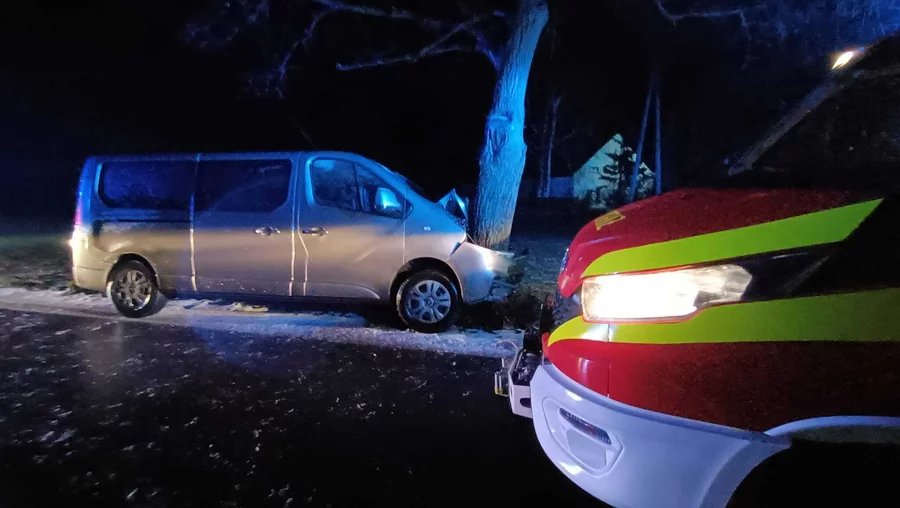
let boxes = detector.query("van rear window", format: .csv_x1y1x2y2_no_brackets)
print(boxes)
99,161,194,210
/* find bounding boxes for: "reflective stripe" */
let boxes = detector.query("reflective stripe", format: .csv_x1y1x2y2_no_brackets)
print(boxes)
549,316,606,346
549,288,900,346
582,199,882,278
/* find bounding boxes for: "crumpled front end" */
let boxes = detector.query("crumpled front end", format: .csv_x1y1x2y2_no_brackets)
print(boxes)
447,242,526,303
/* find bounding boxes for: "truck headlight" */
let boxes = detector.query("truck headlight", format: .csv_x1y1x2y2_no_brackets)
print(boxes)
581,264,752,322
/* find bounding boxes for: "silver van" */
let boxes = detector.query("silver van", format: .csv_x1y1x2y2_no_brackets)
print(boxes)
71,152,522,332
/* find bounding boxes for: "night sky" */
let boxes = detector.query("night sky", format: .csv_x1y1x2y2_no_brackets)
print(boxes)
0,0,830,221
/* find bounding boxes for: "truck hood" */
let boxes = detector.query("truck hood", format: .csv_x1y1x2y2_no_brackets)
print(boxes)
557,188,855,297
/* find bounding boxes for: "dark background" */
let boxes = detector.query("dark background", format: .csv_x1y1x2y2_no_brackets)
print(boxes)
0,0,840,222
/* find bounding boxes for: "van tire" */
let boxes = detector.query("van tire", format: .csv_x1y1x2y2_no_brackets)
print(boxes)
107,260,167,318
396,269,460,333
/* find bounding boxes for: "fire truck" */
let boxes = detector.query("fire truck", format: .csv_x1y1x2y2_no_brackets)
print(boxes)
498,35,900,507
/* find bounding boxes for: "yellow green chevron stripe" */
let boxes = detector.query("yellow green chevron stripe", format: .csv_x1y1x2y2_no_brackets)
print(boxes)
582,199,882,278
548,288,900,346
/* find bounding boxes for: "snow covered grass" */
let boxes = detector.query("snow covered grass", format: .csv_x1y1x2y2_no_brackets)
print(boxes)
509,234,569,298
0,288,523,358
0,233,72,291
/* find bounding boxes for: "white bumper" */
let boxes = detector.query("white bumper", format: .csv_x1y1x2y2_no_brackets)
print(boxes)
530,365,790,508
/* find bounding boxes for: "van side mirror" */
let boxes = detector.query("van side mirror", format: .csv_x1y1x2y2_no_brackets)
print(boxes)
374,187,403,217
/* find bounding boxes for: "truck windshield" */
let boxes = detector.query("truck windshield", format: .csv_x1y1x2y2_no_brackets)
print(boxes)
722,73,900,193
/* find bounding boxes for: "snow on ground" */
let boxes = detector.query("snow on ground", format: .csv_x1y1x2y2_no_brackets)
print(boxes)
0,288,522,358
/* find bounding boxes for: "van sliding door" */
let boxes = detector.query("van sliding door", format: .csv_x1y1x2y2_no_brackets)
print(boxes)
192,157,296,297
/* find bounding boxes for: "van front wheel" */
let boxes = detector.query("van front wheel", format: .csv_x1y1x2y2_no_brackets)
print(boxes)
107,260,167,318
396,270,460,333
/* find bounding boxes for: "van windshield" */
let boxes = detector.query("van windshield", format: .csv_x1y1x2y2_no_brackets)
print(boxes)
373,161,429,199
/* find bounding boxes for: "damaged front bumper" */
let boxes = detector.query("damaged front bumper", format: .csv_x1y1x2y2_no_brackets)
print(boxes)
447,242,527,303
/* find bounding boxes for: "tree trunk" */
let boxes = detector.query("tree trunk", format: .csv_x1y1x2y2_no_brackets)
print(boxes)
471,0,549,250
536,102,552,199
654,84,662,195
628,73,655,203
539,96,559,199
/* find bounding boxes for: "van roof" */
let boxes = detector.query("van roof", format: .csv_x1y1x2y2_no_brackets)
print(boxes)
86,151,373,163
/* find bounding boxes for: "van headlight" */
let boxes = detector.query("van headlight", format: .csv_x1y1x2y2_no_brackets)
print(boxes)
581,264,752,322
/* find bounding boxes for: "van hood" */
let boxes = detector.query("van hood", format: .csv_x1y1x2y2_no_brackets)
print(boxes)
557,188,855,297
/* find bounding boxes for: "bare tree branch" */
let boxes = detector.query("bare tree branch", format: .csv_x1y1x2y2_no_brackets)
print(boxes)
186,0,508,95
333,12,502,71
312,0,446,30
552,130,577,148
654,0,759,24
288,113,317,148
653,0,900,70
653,0,768,68
336,44,471,70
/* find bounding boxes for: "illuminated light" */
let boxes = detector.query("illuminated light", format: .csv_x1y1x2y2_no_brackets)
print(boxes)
832,49,859,69
582,264,751,322
69,230,85,250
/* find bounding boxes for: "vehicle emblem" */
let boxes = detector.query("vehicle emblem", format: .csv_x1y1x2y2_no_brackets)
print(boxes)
594,210,625,231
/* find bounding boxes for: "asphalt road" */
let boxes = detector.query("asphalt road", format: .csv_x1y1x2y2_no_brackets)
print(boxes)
0,309,600,508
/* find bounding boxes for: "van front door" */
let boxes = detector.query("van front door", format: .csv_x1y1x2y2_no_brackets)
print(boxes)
193,157,296,296
298,157,404,300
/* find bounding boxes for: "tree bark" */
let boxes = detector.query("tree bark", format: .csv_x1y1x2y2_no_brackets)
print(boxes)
628,73,655,203
654,84,662,195
536,101,552,199
471,0,549,250
539,96,559,199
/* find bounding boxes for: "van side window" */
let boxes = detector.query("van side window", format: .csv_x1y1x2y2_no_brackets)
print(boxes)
196,160,292,213
310,159,405,217
99,161,194,210
755,76,900,192
356,166,402,216
310,159,361,212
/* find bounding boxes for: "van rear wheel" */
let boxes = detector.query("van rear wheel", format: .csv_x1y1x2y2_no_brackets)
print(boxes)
396,270,460,333
107,260,167,318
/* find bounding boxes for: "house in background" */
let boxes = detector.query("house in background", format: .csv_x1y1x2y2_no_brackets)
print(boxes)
573,134,654,210
518,133,655,206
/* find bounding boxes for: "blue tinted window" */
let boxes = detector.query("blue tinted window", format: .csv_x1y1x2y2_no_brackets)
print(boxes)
310,159,360,212
99,161,194,210
196,159,292,213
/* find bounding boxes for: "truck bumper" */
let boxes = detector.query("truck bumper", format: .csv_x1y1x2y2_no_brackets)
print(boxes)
529,364,789,508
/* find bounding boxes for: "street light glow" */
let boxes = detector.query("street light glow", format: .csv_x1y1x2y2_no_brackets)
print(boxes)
833,50,858,69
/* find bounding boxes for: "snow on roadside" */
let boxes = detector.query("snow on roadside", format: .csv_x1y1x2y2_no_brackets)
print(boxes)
0,288,521,358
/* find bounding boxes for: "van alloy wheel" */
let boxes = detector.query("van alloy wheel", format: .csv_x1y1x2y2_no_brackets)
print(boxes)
111,269,153,311
107,260,167,318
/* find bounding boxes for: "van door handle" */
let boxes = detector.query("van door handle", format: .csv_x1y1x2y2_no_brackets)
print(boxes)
255,226,280,236
302,227,328,236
